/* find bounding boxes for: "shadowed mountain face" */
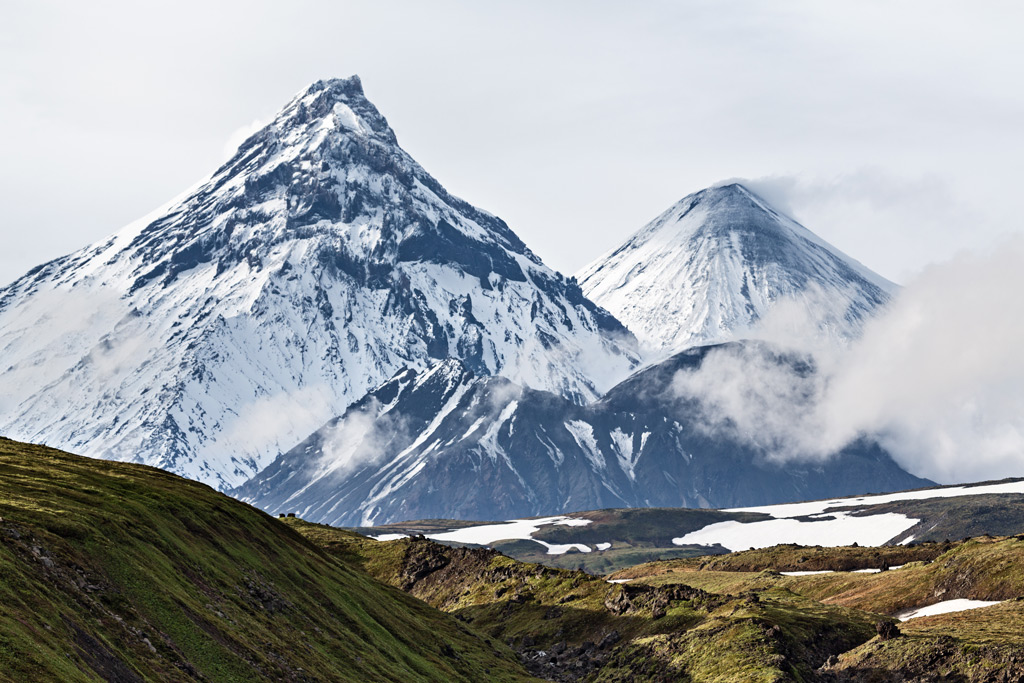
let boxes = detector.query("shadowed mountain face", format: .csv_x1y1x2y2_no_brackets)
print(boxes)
576,183,895,355
0,76,637,489
235,343,931,526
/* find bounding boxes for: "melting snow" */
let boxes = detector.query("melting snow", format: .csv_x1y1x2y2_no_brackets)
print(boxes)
419,516,591,548
897,599,1001,621
533,540,592,555
780,567,888,576
672,512,918,552
367,516,596,555
729,481,1024,519
564,421,605,471
673,481,1024,552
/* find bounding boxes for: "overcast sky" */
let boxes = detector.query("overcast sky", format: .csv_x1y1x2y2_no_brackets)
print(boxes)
2,1,1022,287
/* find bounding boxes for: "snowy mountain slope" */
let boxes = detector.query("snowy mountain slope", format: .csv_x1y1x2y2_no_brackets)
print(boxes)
576,183,896,354
677,479,1024,551
351,479,1024,560
0,76,638,489
234,343,930,526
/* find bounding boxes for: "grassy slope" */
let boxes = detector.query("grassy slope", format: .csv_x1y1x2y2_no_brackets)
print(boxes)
0,438,535,683
617,536,1024,610
292,519,880,682
609,537,1024,681
609,542,953,578
823,600,1024,681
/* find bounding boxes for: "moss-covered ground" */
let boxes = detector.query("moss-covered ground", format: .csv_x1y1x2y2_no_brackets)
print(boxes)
0,438,534,682
292,519,881,681
6,434,1024,681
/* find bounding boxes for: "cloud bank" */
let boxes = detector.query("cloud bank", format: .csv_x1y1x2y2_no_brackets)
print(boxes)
672,237,1024,484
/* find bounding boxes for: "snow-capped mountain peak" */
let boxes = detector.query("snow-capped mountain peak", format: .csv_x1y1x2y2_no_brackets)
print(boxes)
0,76,638,490
576,182,896,355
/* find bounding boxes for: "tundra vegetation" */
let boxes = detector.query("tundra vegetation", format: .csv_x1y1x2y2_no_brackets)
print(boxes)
2,437,1023,682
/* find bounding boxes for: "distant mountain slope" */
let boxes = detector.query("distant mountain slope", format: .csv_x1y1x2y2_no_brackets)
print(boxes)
348,479,1024,575
234,343,930,526
576,183,895,354
0,76,637,489
0,437,532,682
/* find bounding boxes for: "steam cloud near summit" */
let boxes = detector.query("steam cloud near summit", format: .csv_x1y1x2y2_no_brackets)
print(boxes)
672,237,1024,485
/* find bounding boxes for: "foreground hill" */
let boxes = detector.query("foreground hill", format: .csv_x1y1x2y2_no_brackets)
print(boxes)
294,520,881,681
236,343,928,525
4,435,1022,681
296,520,1024,681
608,536,1024,681
0,437,532,682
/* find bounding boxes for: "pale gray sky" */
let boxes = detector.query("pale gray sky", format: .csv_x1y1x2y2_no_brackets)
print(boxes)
3,1,1022,287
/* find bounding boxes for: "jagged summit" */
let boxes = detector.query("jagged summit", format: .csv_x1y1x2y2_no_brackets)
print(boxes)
0,77,638,490
228,76,398,158
576,182,895,355
308,74,367,98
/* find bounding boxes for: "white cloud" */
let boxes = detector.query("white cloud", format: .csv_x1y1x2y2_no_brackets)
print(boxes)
672,237,1024,484
220,384,334,458
739,170,991,283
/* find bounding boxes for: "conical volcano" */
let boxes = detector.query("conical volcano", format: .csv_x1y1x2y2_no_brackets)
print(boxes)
576,183,895,355
0,76,638,489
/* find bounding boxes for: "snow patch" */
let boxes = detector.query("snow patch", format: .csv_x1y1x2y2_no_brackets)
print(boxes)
610,428,636,480
332,102,365,133
564,420,605,471
729,480,1024,519
421,515,592,547
672,512,918,552
897,599,1001,621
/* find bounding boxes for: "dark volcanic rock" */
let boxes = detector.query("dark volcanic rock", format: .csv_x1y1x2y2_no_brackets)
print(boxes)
236,343,931,525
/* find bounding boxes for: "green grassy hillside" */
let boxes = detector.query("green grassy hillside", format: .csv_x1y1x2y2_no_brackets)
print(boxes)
7,434,1023,682
0,438,534,682
608,537,1024,681
615,536,1024,614
293,519,881,681
302,519,1024,681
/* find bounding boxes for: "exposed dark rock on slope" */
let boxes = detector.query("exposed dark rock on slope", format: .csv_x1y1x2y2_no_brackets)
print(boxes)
236,343,930,525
